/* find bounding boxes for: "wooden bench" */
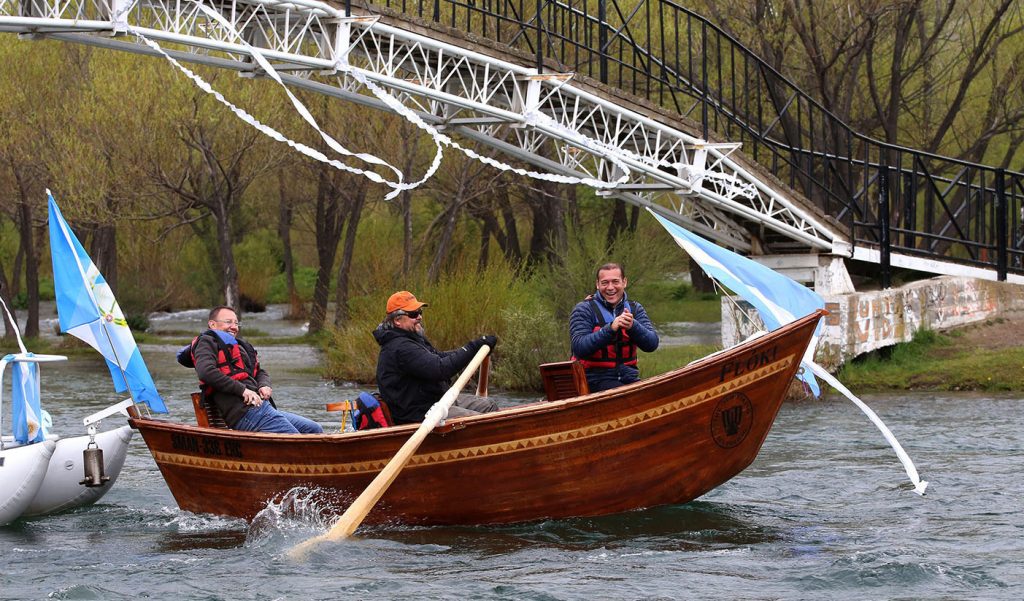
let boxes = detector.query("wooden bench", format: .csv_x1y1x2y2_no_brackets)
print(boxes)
538,360,589,402
191,392,228,429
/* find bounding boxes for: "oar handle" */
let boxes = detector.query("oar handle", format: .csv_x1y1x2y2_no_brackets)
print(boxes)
288,344,492,559
476,355,491,397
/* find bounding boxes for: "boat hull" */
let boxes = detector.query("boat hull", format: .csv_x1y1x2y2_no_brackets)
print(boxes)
0,440,56,526
22,425,134,516
132,310,824,526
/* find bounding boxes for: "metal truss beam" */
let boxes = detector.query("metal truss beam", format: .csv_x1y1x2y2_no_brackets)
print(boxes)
0,0,842,252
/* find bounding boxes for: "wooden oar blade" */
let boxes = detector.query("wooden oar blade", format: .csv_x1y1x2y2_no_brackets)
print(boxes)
287,345,492,559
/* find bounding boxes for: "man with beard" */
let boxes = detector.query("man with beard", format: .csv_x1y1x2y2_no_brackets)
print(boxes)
373,291,499,425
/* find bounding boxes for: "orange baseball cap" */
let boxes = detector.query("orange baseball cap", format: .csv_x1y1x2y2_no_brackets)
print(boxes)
386,291,428,314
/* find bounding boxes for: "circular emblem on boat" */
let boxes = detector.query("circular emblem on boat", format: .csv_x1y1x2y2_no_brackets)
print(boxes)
711,392,753,448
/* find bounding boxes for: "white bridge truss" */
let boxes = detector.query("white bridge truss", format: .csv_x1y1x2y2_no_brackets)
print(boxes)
0,0,842,252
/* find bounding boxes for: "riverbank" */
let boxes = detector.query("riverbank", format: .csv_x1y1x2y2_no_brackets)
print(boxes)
835,314,1024,392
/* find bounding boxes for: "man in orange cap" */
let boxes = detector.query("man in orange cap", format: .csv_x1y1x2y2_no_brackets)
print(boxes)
373,291,499,424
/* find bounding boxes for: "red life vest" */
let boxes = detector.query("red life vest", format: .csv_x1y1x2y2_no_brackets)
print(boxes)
576,299,638,369
190,331,260,398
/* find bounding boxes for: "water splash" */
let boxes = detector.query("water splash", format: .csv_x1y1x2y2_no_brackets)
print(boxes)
247,487,350,546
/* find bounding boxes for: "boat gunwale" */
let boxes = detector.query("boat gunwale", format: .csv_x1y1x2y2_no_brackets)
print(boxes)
130,309,825,441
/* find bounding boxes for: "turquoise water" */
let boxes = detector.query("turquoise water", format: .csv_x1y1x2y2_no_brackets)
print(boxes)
2,333,1021,599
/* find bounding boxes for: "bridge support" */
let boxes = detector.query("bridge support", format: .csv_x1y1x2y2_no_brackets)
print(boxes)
750,254,855,296
723,275,1024,372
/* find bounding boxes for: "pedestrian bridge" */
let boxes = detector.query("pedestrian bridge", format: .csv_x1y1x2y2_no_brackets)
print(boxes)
2,0,1022,290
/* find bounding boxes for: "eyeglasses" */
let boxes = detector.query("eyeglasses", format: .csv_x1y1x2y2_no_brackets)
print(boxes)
397,310,422,319
214,319,241,326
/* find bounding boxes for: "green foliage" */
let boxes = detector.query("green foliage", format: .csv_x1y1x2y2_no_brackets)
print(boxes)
641,344,723,379
494,305,569,391
629,277,723,324
235,230,283,306
532,219,686,320
321,260,558,389
12,279,55,308
176,238,221,306
836,328,1024,391
267,266,319,303
125,313,150,333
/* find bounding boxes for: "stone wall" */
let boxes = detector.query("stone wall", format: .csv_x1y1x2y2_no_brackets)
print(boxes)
722,276,1024,369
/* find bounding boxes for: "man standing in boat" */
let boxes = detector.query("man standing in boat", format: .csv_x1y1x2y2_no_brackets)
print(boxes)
178,306,323,434
373,291,499,424
570,263,659,392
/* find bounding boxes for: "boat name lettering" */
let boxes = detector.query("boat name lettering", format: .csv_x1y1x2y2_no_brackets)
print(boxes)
223,440,243,458
719,345,779,382
171,433,199,453
202,438,222,456
170,434,243,458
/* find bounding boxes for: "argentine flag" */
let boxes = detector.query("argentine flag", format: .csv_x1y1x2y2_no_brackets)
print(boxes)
649,210,825,395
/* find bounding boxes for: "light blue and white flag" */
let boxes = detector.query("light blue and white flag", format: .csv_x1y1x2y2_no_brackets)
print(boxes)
649,211,825,395
650,209,927,494
8,358,44,444
47,192,167,413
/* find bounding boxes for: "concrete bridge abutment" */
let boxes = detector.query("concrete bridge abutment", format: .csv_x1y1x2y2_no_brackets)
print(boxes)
722,274,1024,370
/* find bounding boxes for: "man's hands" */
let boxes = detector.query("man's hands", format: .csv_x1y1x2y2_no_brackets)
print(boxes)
610,306,634,332
242,388,262,407
467,335,498,352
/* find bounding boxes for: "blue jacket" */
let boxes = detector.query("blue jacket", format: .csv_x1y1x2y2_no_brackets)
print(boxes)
569,292,659,368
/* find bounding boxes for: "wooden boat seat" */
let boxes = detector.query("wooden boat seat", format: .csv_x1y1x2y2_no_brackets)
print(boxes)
191,392,228,429
538,360,589,401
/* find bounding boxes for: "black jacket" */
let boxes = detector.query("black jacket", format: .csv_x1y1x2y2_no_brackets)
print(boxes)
373,324,480,424
178,330,272,428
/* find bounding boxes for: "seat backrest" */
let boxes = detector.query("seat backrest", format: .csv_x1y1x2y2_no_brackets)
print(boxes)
538,360,590,402
191,392,228,429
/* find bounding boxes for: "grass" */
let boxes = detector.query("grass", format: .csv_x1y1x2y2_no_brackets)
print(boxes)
837,329,1024,392
630,279,723,324
641,343,722,378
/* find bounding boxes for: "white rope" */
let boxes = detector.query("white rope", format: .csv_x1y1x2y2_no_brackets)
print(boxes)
130,31,401,186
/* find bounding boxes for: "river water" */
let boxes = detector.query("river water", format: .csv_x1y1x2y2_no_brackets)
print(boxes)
2,309,1022,599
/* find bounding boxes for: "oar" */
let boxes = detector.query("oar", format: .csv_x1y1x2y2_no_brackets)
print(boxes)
476,355,490,397
288,344,492,559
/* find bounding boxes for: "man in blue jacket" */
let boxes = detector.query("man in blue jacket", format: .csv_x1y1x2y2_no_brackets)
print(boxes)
570,263,659,392
373,291,499,425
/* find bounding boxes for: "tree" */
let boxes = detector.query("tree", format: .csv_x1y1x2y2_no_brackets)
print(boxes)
150,73,280,310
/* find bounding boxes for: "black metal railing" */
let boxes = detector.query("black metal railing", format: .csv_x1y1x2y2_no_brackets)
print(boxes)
366,0,1024,281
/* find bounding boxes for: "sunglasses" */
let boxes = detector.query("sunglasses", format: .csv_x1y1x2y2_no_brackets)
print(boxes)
398,310,422,319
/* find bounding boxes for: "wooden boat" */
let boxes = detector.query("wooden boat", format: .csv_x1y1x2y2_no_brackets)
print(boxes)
130,309,825,526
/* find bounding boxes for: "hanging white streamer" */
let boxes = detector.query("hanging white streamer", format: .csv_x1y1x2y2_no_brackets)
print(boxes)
350,70,634,189
191,3,449,199
130,31,405,186
808,362,928,495
124,1,705,196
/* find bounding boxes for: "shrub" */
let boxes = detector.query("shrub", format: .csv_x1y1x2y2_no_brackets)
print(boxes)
320,259,562,389
236,231,282,308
